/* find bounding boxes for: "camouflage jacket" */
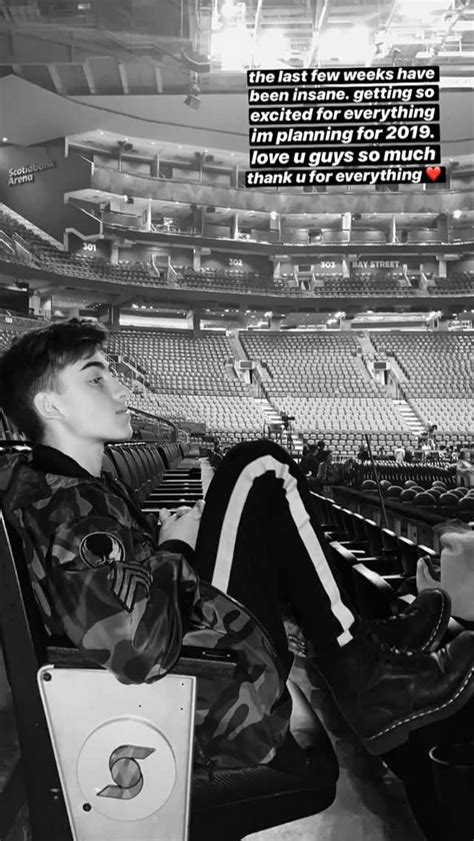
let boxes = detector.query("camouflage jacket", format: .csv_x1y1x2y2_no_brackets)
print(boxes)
1,447,291,769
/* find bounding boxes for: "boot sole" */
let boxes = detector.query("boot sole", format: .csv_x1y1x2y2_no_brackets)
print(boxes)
361,664,474,755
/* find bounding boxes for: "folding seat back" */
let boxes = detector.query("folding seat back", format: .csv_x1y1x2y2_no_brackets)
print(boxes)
120,446,147,501
351,561,401,621
157,444,172,470
331,505,346,534
341,509,358,540
397,536,419,577
380,528,400,560
131,446,155,495
102,450,119,479
363,519,384,557
123,446,150,504
106,446,136,493
0,509,202,840
308,492,325,522
351,513,368,543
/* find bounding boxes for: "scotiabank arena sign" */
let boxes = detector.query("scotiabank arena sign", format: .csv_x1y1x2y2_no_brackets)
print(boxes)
8,160,56,186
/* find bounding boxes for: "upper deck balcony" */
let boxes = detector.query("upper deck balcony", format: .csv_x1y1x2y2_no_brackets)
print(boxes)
89,161,472,218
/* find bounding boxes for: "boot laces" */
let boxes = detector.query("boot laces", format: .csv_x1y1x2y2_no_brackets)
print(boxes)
364,625,426,661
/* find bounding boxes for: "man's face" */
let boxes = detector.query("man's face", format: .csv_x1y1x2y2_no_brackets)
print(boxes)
50,350,133,443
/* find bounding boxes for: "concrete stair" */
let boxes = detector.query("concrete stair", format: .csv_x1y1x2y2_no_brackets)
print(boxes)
392,399,425,437
254,397,282,431
290,433,305,458
253,399,305,456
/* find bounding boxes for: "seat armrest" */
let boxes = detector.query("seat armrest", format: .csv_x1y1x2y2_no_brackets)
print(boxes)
173,647,239,679
352,562,399,616
47,645,99,669
359,557,400,575
353,563,397,595
47,644,239,679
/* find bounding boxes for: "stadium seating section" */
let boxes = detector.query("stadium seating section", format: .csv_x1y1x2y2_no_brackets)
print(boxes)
174,266,290,295
1,207,473,298
371,332,474,434
108,329,270,435
108,329,247,395
318,273,418,297
241,332,411,442
105,329,471,456
0,322,471,455
242,332,384,397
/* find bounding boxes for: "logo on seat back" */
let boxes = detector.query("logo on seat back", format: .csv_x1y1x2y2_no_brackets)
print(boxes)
76,717,178,820
97,745,155,800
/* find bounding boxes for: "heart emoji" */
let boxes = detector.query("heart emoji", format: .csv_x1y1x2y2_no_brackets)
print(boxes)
425,166,441,182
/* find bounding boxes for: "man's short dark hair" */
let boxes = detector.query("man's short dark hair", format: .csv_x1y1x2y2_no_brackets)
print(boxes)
0,318,108,442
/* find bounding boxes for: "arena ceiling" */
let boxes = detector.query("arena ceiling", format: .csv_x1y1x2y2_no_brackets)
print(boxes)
0,0,472,100
0,0,472,320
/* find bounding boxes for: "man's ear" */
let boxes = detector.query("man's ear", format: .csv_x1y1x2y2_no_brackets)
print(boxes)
33,391,64,422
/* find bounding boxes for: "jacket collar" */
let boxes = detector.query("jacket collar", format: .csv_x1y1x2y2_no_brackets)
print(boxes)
31,444,93,479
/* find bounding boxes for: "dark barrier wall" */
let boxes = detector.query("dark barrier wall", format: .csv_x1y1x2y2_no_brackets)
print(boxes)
0,140,98,241
201,252,273,275
116,247,273,276
456,258,474,271
67,231,111,260
94,0,187,36
0,287,29,313
118,245,193,265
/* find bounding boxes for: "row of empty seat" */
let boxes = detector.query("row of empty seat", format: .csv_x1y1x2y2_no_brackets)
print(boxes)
107,329,247,396
241,333,384,398
130,393,268,434
409,399,473,433
271,397,411,433
0,318,471,450
372,333,473,396
1,208,473,299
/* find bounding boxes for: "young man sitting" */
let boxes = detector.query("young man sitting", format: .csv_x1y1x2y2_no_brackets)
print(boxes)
1,319,474,777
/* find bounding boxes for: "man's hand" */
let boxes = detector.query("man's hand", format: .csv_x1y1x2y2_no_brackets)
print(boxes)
157,501,205,551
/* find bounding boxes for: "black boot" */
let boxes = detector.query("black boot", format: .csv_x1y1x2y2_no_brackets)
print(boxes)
372,590,451,653
318,630,474,755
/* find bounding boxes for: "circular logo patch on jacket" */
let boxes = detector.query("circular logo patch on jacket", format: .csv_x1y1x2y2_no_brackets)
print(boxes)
79,531,126,569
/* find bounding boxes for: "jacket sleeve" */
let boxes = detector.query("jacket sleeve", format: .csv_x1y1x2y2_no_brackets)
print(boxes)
27,491,200,684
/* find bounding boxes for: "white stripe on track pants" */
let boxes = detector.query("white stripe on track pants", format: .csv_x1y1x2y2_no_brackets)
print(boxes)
193,440,356,668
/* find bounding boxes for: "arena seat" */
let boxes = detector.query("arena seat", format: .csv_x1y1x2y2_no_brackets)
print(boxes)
0,510,338,841
104,442,203,510
329,538,463,649
107,329,271,439
310,492,447,580
371,333,473,435
240,332,413,452
431,272,474,295
350,560,404,620
356,461,456,490
1,207,472,303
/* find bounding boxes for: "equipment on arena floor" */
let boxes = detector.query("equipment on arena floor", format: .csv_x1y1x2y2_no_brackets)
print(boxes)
364,434,389,528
